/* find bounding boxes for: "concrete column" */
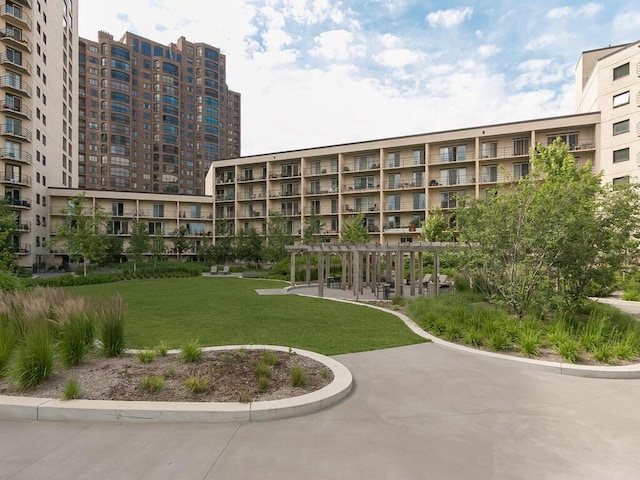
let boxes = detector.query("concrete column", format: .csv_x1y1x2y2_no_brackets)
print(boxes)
318,251,324,298
290,252,296,287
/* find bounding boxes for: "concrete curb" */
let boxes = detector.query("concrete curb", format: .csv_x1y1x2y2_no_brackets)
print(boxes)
293,293,640,379
0,345,353,423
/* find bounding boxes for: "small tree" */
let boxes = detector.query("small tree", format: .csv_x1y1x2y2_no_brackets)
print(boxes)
55,193,109,276
127,220,150,274
234,226,263,264
150,236,166,269
171,226,190,261
340,212,370,243
303,213,327,244
264,212,293,261
420,207,452,242
103,236,124,265
0,199,16,272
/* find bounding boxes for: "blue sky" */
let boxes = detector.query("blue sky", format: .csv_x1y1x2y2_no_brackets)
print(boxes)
79,1,640,155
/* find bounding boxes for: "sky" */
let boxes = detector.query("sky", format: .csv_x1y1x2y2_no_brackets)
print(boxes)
78,0,640,156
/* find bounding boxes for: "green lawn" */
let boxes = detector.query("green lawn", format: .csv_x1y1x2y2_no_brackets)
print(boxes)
67,277,425,355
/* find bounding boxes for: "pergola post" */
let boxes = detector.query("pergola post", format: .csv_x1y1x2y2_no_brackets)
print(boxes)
385,251,392,282
434,252,440,296
341,252,347,290
353,250,360,298
418,251,424,295
290,252,296,287
306,254,311,285
395,250,404,297
365,251,371,289
318,251,325,298
325,253,331,284
409,251,415,296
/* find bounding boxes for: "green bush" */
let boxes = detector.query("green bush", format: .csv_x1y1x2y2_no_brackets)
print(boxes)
61,377,83,400
155,340,169,356
556,338,581,363
9,327,55,389
253,362,272,379
517,323,542,357
290,365,308,387
592,343,614,364
58,314,94,367
136,349,156,363
185,374,210,393
487,330,511,352
180,339,203,363
99,295,126,357
261,350,280,366
579,312,606,353
139,375,165,392
0,272,24,292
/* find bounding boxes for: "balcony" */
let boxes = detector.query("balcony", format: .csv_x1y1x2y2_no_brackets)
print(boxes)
0,148,31,164
238,174,266,182
343,204,379,213
0,172,31,186
0,75,31,96
427,176,475,187
13,0,32,8
0,53,32,74
0,124,31,141
5,196,30,208
341,183,379,193
305,166,338,176
385,180,424,190
215,193,235,202
14,220,30,232
1,101,31,119
0,5,33,30
0,29,31,52
429,151,476,165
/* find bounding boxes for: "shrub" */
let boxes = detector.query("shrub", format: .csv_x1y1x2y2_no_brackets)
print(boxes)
155,340,169,357
99,295,126,357
9,327,55,389
546,321,573,349
518,322,542,357
165,365,176,377
320,367,331,379
261,350,280,366
180,340,203,363
61,377,83,400
58,315,94,367
463,327,484,347
579,312,607,353
137,349,156,363
487,330,511,352
391,295,405,306
253,362,272,379
593,343,614,364
185,374,210,393
556,338,580,363
442,322,463,342
611,330,640,361
290,365,308,387
257,376,269,390
139,375,165,392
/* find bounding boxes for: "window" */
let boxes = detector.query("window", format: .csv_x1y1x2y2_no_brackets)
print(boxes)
310,200,321,215
388,173,400,189
440,191,465,209
481,142,497,158
613,120,630,136
481,165,498,183
439,145,466,163
413,192,425,210
613,91,630,108
547,133,578,149
387,194,400,210
412,149,425,165
309,180,320,194
111,202,124,216
613,148,630,164
613,176,630,186
387,152,400,168
152,204,165,217
613,63,630,80
440,168,467,186
513,163,530,180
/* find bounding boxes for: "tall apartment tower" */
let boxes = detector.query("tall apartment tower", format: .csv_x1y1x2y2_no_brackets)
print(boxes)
1,0,77,270
78,32,241,196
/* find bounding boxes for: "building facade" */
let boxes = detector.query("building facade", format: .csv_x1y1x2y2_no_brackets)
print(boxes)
78,31,240,196
1,0,77,270
41,40,640,269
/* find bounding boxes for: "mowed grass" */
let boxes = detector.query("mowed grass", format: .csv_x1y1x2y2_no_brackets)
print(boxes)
67,277,425,355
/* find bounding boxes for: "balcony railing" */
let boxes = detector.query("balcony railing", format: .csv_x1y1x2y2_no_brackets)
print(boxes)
10,243,31,254
429,151,476,165
0,75,31,96
215,194,235,202
0,172,31,185
5,196,30,208
14,221,30,231
428,176,475,187
0,29,31,51
0,52,32,73
237,192,266,201
304,166,339,176
0,124,32,141
343,204,379,213
0,148,31,163
1,101,31,118
0,5,33,30
385,180,425,190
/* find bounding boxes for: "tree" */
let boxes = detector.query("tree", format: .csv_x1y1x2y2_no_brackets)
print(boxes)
55,193,109,276
127,220,150,273
303,212,327,244
197,243,216,264
0,199,16,272
340,212,370,243
263,212,293,261
213,219,234,264
234,226,263,264
456,139,619,316
171,226,191,261
103,236,124,265
420,207,452,242
150,236,167,269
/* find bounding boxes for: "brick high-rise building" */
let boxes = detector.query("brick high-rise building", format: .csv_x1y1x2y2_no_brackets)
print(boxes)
78,31,240,195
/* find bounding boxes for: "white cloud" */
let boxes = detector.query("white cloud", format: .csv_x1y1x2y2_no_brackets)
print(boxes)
309,29,361,61
374,49,424,69
478,44,501,57
380,33,399,49
426,7,473,28
513,59,571,89
525,33,557,51
548,3,603,19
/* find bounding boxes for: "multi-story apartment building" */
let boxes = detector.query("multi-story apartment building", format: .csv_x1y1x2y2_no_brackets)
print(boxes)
42,40,639,269
77,31,241,196
1,0,77,270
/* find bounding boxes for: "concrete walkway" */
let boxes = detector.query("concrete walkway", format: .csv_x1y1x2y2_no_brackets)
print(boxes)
2,289,640,479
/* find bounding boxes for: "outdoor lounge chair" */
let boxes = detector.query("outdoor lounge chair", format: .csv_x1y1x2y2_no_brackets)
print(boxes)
438,274,453,288
422,274,432,286
221,265,230,275
210,266,218,275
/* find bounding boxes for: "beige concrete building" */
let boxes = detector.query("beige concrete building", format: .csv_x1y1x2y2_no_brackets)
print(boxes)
1,0,77,270
42,41,639,267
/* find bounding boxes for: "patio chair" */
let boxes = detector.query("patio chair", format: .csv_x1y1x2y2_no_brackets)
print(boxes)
422,274,432,286
210,266,218,275
438,274,453,288
221,265,230,275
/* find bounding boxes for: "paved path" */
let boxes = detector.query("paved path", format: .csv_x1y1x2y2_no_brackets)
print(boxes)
2,342,640,480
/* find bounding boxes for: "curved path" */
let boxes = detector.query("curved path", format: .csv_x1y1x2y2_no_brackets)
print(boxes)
2,292,640,479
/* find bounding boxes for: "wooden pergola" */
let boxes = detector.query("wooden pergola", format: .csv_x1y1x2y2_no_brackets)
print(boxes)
285,242,460,299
